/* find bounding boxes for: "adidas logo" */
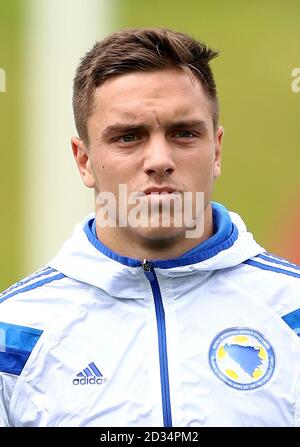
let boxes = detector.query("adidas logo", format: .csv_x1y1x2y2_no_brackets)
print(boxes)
72,362,108,386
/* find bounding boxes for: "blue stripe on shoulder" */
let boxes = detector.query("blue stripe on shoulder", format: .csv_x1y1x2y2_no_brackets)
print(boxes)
0,321,43,375
0,273,66,304
257,253,300,271
244,259,300,279
282,309,300,336
1,267,56,297
265,251,298,263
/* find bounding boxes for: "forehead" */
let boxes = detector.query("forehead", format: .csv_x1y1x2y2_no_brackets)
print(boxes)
89,69,213,131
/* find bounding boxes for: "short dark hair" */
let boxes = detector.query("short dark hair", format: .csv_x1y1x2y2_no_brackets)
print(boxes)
73,28,219,143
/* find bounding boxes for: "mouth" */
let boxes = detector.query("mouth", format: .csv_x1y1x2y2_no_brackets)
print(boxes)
143,186,178,195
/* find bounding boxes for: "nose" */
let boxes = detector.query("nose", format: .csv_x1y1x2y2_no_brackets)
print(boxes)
143,136,176,177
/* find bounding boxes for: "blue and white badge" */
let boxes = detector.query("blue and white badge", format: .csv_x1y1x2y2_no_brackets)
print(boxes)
209,327,275,390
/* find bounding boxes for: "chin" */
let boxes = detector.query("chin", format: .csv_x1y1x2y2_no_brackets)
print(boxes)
130,225,186,242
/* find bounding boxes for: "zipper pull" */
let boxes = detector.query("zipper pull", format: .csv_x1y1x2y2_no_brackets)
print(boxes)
141,259,155,281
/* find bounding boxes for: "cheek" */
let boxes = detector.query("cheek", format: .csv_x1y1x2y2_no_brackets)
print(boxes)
180,152,214,184
94,158,134,192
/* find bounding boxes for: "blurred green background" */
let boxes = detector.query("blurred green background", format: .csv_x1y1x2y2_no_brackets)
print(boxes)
0,1,24,290
1,0,299,290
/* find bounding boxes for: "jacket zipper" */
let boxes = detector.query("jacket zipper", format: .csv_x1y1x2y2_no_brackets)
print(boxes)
142,259,173,427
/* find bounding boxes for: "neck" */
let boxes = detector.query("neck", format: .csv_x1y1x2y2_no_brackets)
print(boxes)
95,203,214,260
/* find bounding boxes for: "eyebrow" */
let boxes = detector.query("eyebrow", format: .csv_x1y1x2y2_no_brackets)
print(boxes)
168,120,209,132
101,120,209,138
102,123,147,137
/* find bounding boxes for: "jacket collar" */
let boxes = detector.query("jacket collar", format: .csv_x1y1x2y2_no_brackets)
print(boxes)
49,202,264,298
84,202,238,269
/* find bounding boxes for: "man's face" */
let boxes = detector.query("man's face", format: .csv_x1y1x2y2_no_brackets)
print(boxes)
73,68,223,243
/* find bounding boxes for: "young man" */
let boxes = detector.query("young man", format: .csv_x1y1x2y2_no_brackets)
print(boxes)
1,28,300,427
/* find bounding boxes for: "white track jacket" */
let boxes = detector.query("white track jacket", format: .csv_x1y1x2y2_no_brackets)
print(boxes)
1,203,300,427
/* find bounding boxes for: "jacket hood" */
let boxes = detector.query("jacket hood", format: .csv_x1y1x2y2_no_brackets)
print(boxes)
49,203,265,298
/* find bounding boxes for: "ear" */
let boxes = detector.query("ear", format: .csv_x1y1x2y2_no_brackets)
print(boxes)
213,126,224,180
71,136,95,188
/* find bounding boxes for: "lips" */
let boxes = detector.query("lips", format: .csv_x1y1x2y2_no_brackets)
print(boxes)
143,186,177,195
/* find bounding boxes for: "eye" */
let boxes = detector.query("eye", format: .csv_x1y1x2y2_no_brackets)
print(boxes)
118,134,140,143
174,130,195,139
